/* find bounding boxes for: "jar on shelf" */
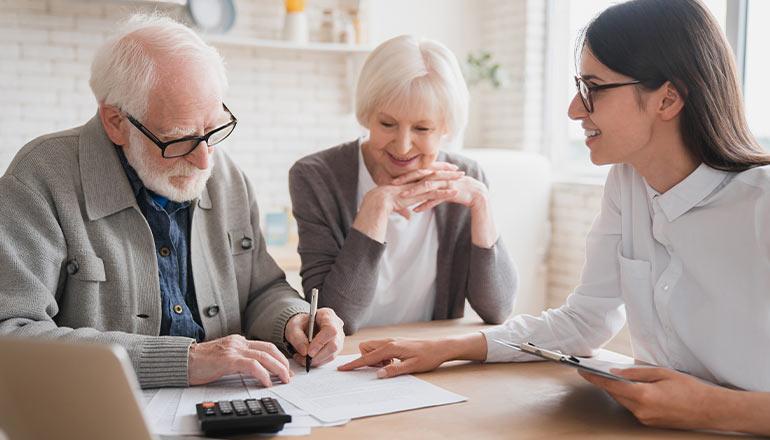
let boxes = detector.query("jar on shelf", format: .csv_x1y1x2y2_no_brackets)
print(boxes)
349,9,365,45
339,11,355,44
320,9,335,43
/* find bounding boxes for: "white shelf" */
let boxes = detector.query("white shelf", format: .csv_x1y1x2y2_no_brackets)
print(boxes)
204,35,371,54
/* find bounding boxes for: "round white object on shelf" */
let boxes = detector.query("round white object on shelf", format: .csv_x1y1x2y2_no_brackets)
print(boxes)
187,0,236,34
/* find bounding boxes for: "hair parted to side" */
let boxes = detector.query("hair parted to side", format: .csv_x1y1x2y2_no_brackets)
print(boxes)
579,0,770,171
355,35,469,149
89,13,228,120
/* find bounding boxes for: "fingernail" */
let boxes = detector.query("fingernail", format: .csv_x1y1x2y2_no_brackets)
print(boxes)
376,368,387,378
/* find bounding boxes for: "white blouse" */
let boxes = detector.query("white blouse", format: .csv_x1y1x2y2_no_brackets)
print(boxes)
354,142,439,328
483,162,770,391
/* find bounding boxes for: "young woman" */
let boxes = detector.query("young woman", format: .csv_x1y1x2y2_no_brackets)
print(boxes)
338,0,770,434
289,35,517,335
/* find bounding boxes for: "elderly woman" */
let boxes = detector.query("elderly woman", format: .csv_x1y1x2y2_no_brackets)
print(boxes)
289,35,517,335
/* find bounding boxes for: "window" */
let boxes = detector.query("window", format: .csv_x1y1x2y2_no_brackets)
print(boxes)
744,0,770,150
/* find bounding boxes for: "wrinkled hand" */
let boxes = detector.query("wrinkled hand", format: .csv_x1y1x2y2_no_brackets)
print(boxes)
393,162,498,247
285,307,344,368
367,162,465,220
188,334,292,387
579,366,721,430
393,166,489,214
337,338,450,378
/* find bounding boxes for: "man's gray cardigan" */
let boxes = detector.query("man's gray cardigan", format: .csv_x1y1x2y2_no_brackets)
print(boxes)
289,140,518,334
0,116,309,388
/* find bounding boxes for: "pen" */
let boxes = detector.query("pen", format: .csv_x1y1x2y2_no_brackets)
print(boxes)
306,288,318,373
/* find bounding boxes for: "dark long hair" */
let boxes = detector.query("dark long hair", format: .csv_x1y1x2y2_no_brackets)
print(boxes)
579,0,770,171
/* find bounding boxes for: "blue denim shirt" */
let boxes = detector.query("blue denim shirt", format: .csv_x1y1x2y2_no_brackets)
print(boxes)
115,146,205,342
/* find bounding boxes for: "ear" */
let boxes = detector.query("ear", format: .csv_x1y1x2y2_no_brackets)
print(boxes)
657,81,685,121
99,103,129,146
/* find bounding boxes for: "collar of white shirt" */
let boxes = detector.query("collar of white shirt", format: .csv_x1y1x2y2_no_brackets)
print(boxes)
643,163,731,222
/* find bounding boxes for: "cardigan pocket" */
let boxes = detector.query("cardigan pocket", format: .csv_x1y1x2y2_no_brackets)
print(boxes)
227,228,256,256
66,251,106,282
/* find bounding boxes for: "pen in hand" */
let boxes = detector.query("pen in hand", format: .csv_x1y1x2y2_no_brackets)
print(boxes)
306,288,318,373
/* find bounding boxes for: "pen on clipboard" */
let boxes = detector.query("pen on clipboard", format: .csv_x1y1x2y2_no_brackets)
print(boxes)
306,288,318,373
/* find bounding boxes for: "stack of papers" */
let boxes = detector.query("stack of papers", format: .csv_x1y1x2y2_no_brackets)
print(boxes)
142,354,466,436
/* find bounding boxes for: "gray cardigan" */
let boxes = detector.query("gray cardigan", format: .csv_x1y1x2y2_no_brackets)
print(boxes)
289,140,518,334
0,115,309,388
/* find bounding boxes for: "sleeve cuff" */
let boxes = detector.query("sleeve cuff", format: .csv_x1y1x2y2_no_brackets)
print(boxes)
481,326,541,363
136,337,194,388
272,303,310,355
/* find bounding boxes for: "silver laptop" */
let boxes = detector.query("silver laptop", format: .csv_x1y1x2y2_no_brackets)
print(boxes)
0,336,157,440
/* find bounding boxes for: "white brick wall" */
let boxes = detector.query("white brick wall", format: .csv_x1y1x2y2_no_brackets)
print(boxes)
476,0,546,152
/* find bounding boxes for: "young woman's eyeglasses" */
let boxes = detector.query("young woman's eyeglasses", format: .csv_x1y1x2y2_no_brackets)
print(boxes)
125,103,238,158
574,76,641,113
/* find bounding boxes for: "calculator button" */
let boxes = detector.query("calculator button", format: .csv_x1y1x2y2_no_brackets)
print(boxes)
262,399,279,414
217,401,233,415
232,400,248,416
245,399,262,414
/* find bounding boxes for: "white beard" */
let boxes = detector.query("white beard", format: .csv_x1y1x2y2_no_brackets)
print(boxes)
123,129,214,202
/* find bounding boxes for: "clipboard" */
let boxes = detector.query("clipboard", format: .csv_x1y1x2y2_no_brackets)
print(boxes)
491,339,646,384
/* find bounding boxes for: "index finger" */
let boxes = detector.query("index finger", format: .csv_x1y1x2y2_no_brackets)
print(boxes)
337,348,394,371
391,169,433,185
307,325,338,358
429,161,459,171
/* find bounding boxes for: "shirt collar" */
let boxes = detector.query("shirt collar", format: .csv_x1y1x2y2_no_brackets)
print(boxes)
644,163,730,221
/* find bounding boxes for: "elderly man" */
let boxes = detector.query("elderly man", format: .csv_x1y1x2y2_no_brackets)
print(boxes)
0,14,343,389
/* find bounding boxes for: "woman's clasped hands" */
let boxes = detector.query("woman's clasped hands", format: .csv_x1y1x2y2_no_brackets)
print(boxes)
355,161,491,243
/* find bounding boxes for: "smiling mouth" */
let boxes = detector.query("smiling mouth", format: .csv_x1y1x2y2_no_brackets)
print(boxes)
585,129,601,137
387,152,419,163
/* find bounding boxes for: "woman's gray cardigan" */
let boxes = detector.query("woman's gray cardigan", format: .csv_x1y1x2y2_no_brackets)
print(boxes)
289,140,518,334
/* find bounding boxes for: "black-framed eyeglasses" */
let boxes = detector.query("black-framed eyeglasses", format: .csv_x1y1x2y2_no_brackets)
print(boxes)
125,103,238,158
574,76,641,113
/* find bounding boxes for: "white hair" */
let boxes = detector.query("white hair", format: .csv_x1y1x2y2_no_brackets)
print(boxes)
90,13,228,120
355,35,469,148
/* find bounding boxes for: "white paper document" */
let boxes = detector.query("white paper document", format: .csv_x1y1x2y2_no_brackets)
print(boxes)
270,354,467,422
141,354,465,435
141,374,345,436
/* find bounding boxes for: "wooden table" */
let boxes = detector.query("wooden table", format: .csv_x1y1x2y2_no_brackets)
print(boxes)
175,318,756,439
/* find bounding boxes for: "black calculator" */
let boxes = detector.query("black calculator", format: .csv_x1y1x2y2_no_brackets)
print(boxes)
195,397,292,436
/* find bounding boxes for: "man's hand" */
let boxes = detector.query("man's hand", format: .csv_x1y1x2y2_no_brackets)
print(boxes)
188,334,292,387
285,307,344,368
